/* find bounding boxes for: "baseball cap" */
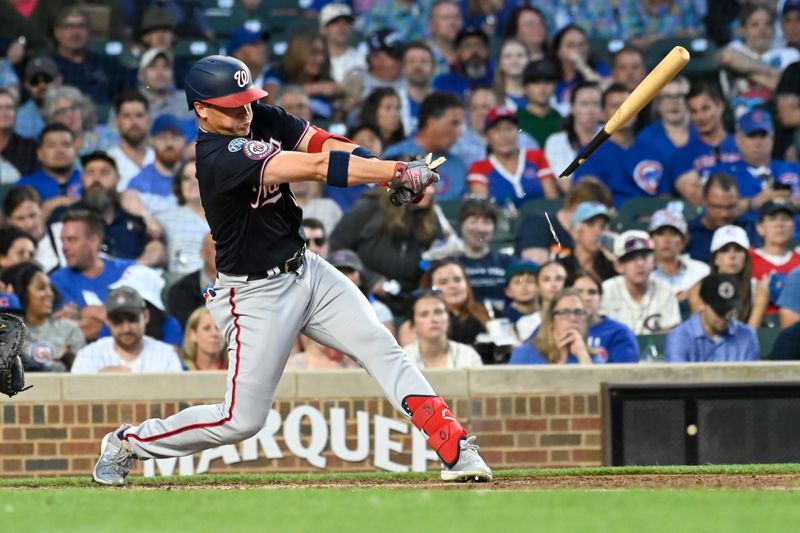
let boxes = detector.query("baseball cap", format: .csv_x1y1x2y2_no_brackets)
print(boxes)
140,6,176,33
783,0,800,16
329,249,364,272
139,48,173,72
367,29,405,59
110,265,166,311
24,57,59,82
614,230,654,261
455,25,489,47
737,109,773,135
80,150,118,171
699,274,741,317
572,201,612,227
484,106,518,130
648,208,688,235
320,3,354,27
105,287,146,318
55,6,86,26
228,26,271,56
505,259,540,283
757,200,796,221
710,225,750,253
0,292,23,314
150,114,184,137
523,59,558,84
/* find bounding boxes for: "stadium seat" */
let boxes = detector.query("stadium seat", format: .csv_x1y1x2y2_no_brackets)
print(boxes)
614,197,670,232
636,333,666,362
0,183,15,205
518,197,564,219
645,37,719,79
757,326,781,359
437,199,462,227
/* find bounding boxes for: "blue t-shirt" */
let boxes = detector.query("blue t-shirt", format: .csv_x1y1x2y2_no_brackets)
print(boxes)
685,217,760,262
382,139,468,202
128,164,174,197
433,63,495,100
587,316,639,363
17,169,82,202
459,251,515,306
509,342,605,364
573,140,635,208
625,121,699,198
667,133,740,182
50,258,135,308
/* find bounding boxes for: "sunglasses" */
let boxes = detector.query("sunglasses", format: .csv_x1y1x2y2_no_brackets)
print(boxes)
29,74,54,86
305,237,326,247
552,308,587,318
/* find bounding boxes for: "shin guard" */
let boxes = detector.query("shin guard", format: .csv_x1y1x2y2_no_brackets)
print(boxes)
403,395,467,468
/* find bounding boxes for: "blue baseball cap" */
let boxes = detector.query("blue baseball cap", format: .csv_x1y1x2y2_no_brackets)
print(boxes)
228,26,271,56
0,292,23,313
572,201,612,227
737,109,773,135
150,113,184,137
783,0,800,16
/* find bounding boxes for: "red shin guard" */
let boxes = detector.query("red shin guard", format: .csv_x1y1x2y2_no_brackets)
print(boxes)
403,395,467,468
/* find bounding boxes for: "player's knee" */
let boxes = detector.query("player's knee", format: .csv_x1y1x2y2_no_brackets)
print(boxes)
226,415,269,442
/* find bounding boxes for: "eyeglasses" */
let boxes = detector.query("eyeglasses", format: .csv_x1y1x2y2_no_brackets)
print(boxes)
54,104,79,116
29,74,54,86
552,308,587,318
305,237,326,247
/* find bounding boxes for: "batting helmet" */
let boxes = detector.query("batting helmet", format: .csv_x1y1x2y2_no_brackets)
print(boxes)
184,55,269,110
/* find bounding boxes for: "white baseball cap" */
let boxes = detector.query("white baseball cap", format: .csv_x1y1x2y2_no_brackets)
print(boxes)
110,265,166,311
648,208,688,235
320,3,354,27
613,230,654,261
710,225,750,254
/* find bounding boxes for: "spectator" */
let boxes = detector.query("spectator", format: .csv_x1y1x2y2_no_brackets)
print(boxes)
544,81,603,194
50,6,126,105
402,290,483,369
573,270,639,363
670,82,740,206
319,3,366,84
137,48,194,126
452,86,538,170
50,209,135,341
135,5,191,90
0,226,35,268
426,0,463,76
560,201,617,282
503,259,540,341
358,0,432,42
493,38,529,110
771,320,800,359
601,230,681,334
342,28,405,108
750,201,800,311
517,59,564,148
71,286,183,373
275,85,313,122
167,232,215,330
398,42,435,133
688,225,769,328
359,87,405,147
467,106,558,207
16,124,81,219
777,266,800,327
329,248,396,337
649,208,710,301
285,335,356,371
154,158,208,274
43,85,118,156
50,151,165,267
666,274,759,362
517,176,613,264
107,90,154,191
302,218,330,259
279,29,341,121
181,307,226,371
509,288,599,365
782,0,800,51
229,25,280,98
502,6,548,61
546,1,625,40
129,1,213,41
1,261,85,372
2,186,62,272
620,0,704,49
517,259,569,336
14,57,62,140
775,61,800,160
718,3,800,115
433,25,494,100
382,92,468,202
708,110,797,221
456,197,514,311
0,88,37,180
125,114,186,216
611,45,647,93
550,25,610,117
627,75,694,200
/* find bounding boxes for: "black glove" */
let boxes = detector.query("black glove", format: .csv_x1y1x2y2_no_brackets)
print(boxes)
0,313,32,397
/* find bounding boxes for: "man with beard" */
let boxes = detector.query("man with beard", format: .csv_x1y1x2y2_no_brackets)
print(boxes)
107,90,155,190
48,152,165,267
14,57,62,140
124,114,186,216
399,42,435,134
433,25,494,100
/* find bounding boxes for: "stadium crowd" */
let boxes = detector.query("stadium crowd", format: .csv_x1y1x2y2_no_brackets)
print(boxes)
1,0,800,373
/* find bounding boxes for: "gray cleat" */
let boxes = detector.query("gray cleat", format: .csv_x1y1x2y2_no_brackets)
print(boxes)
93,424,135,486
441,436,493,482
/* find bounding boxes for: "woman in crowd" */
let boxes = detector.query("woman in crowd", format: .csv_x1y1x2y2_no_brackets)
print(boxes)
509,288,600,364
1,261,85,371
544,81,602,194
279,29,342,121
467,106,558,207
502,6,548,61
358,87,405,147
688,225,769,328
549,25,610,116
492,38,530,110
402,290,484,369
516,260,569,336
0,226,35,268
2,186,61,272
43,85,117,156
572,270,639,363
181,307,226,371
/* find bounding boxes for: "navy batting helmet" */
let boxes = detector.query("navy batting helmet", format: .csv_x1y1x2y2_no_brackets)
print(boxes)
184,55,269,110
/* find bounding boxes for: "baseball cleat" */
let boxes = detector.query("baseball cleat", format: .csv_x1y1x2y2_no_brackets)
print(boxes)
93,424,134,486
440,436,493,482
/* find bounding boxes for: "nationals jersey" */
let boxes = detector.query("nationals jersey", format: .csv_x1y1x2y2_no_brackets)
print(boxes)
194,103,310,274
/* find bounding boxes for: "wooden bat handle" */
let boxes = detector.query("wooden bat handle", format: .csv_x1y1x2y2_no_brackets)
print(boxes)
604,46,690,136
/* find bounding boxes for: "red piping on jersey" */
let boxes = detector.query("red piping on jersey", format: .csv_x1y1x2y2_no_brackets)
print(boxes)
125,288,242,443
292,121,311,150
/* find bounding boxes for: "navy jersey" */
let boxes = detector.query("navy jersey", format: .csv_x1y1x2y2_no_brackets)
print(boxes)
195,103,310,274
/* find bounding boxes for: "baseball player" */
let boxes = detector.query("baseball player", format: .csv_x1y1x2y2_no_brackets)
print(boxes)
92,56,492,485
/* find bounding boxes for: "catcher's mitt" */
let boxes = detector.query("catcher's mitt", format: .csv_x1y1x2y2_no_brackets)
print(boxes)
0,313,31,398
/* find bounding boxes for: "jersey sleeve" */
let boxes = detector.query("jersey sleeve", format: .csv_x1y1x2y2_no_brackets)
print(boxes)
467,160,492,186
526,149,554,180
252,103,310,151
206,137,281,193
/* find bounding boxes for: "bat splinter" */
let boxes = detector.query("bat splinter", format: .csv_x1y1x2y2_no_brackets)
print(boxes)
559,46,691,178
